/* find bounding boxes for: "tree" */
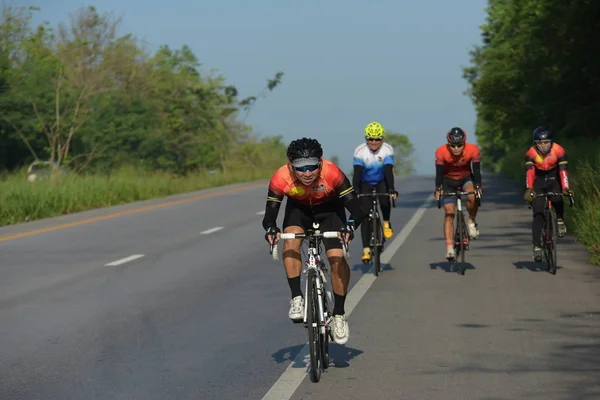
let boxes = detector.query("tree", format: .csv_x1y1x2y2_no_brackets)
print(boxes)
0,5,287,176
385,132,415,176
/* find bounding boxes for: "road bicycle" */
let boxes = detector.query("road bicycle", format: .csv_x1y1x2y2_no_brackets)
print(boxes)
359,188,396,276
269,222,349,382
438,189,481,275
528,191,575,275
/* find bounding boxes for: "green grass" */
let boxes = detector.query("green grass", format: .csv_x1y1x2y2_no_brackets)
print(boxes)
0,165,273,227
501,141,600,265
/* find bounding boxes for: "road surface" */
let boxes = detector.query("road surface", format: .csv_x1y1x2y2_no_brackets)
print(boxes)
0,174,598,400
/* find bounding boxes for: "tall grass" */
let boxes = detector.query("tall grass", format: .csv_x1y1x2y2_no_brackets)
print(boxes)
0,165,273,226
502,140,600,265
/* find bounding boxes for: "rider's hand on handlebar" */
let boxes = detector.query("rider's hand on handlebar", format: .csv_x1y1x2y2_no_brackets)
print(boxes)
265,226,281,245
434,187,443,200
340,222,355,245
475,184,483,197
524,188,535,203
389,190,399,200
563,188,574,198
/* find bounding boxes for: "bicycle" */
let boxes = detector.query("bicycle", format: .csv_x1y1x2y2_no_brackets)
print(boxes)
527,191,575,275
437,188,481,275
359,188,396,276
269,222,350,382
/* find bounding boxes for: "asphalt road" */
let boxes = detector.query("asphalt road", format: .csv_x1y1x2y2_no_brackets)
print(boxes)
0,174,598,400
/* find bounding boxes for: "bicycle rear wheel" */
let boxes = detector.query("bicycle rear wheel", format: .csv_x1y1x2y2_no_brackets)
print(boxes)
456,213,466,275
547,209,558,275
306,269,321,382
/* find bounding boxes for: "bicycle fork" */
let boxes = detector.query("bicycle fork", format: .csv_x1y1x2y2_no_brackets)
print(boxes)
303,254,333,336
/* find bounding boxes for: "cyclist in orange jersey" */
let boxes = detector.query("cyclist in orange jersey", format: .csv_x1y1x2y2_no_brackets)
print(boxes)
523,126,573,261
262,138,366,345
434,127,482,260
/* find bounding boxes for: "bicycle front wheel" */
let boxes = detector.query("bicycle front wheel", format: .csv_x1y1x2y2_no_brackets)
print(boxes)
372,217,381,276
547,208,558,275
306,269,321,382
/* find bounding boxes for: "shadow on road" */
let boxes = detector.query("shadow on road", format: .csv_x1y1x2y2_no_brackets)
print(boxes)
514,260,563,273
352,262,392,274
270,343,364,369
416,309,600,400
429,261,476,274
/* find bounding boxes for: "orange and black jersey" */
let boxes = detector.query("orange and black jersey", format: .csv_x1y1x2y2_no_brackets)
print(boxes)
525,143,569,189
434,142,482,187
261,159,366,230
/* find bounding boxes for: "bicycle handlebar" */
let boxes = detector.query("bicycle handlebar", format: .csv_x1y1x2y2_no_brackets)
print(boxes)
358,192,396,208
527,191,575,209
269,230,350,261
280,231,340,239
436,190,480,209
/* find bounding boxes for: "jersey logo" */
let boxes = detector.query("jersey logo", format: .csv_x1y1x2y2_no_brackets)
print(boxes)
312,183,326,192
535,154,545,163
289,186,306,196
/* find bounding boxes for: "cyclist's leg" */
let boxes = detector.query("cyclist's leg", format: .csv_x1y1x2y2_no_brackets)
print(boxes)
321,206,350,344
359,182,375,261
550,178,566,236
378,180,393,238
442,177,458,258
531,180,546,261
282,201,309,320
463,179,479,239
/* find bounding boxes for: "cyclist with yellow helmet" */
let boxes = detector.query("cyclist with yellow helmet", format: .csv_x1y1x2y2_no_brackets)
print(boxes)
353,121,399,263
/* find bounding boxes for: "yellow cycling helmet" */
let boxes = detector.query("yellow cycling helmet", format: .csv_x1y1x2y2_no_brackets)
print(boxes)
364,121,385,139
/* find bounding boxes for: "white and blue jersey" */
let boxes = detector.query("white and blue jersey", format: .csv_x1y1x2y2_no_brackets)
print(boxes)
353,143,395,185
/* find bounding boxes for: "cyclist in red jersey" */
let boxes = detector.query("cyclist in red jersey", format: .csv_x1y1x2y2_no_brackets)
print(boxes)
434,127,482,260
262,138,366,345
523,126,573,261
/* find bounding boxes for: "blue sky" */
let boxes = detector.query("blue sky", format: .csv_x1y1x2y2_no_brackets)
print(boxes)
25,0,487,175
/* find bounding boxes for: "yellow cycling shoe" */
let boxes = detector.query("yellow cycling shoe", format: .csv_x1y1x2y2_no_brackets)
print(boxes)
383,221,393,239
361,247,371,263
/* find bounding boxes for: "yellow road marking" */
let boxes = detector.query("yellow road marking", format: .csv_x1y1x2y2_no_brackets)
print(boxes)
0,182,264,242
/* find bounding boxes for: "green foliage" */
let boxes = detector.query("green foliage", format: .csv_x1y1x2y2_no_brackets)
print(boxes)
0,165,275,226
385,132,415,176
463,0,600,264
0,5,286,175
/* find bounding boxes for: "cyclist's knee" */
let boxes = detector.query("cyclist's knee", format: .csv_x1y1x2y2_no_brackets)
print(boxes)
327,253,347,270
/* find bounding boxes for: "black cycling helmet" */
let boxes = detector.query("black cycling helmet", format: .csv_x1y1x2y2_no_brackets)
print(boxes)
532,126,552,142
287,137,323,161
446,127,466,144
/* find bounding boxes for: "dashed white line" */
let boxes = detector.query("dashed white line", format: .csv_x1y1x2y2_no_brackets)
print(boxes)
261,195,434,400
105,254,145,266
256,210,265,215
201,226,224,235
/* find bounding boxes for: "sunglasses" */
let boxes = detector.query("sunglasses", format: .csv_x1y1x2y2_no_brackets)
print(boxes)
448,143,464,148
366,138,382,142
294,164,320,172
535,139,551,145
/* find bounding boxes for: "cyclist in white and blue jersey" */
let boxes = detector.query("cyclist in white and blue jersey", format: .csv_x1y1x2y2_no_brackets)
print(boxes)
352,121,399,263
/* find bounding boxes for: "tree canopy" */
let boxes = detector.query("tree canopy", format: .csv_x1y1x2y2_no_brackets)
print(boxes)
0,5,286,174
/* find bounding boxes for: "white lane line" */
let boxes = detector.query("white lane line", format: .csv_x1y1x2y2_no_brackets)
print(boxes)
201,226,224,235
105,254,145,266
261,194,434,400
257,210,266,215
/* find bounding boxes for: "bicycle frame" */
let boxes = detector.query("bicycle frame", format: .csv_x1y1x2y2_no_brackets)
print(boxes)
437,189,479,274
268,222,349,382
529,191,575,274
359,189,396,275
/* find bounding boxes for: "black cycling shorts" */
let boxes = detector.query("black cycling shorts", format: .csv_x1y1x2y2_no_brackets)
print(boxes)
282,199,347,250
442,175,475,206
